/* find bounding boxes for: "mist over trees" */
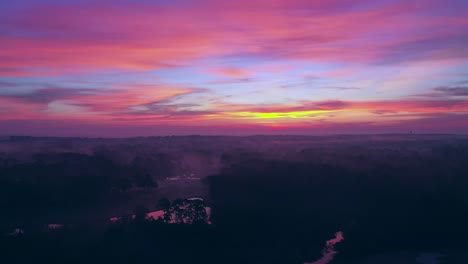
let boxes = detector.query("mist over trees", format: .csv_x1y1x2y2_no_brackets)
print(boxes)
1,135,468,263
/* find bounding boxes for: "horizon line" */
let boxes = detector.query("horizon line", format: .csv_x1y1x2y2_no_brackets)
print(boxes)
1,133,466,140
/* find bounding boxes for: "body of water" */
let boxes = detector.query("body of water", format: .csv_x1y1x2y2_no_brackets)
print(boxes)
305,231,344,264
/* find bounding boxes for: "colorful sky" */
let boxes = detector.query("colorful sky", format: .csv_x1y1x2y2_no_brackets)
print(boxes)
1,0,468,136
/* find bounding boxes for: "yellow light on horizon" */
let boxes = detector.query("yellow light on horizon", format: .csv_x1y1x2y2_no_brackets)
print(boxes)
232,109,337,119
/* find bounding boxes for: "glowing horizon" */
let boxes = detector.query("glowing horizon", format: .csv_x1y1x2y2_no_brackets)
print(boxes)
1,0,468,136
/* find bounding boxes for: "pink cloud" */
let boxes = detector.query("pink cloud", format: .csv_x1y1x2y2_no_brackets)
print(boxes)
0,84,198,121
1,0,467,135
210,68,251,78
2,112,468,137
1,0,467,76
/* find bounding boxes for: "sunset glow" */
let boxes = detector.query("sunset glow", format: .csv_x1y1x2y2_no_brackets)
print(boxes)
1,0,468,136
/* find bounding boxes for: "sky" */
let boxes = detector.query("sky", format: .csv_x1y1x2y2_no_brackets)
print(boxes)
1,0,468,137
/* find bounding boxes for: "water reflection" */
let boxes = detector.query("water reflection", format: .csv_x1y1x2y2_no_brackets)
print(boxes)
305,231,344,264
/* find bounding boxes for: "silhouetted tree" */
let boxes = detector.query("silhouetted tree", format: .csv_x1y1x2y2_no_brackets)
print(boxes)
114,177,132,192
135,173,158,189
133,205,149,222
171,198,208,224
158,197,172,223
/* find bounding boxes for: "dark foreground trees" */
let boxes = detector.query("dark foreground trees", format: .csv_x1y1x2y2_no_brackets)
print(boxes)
2,136,468,263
